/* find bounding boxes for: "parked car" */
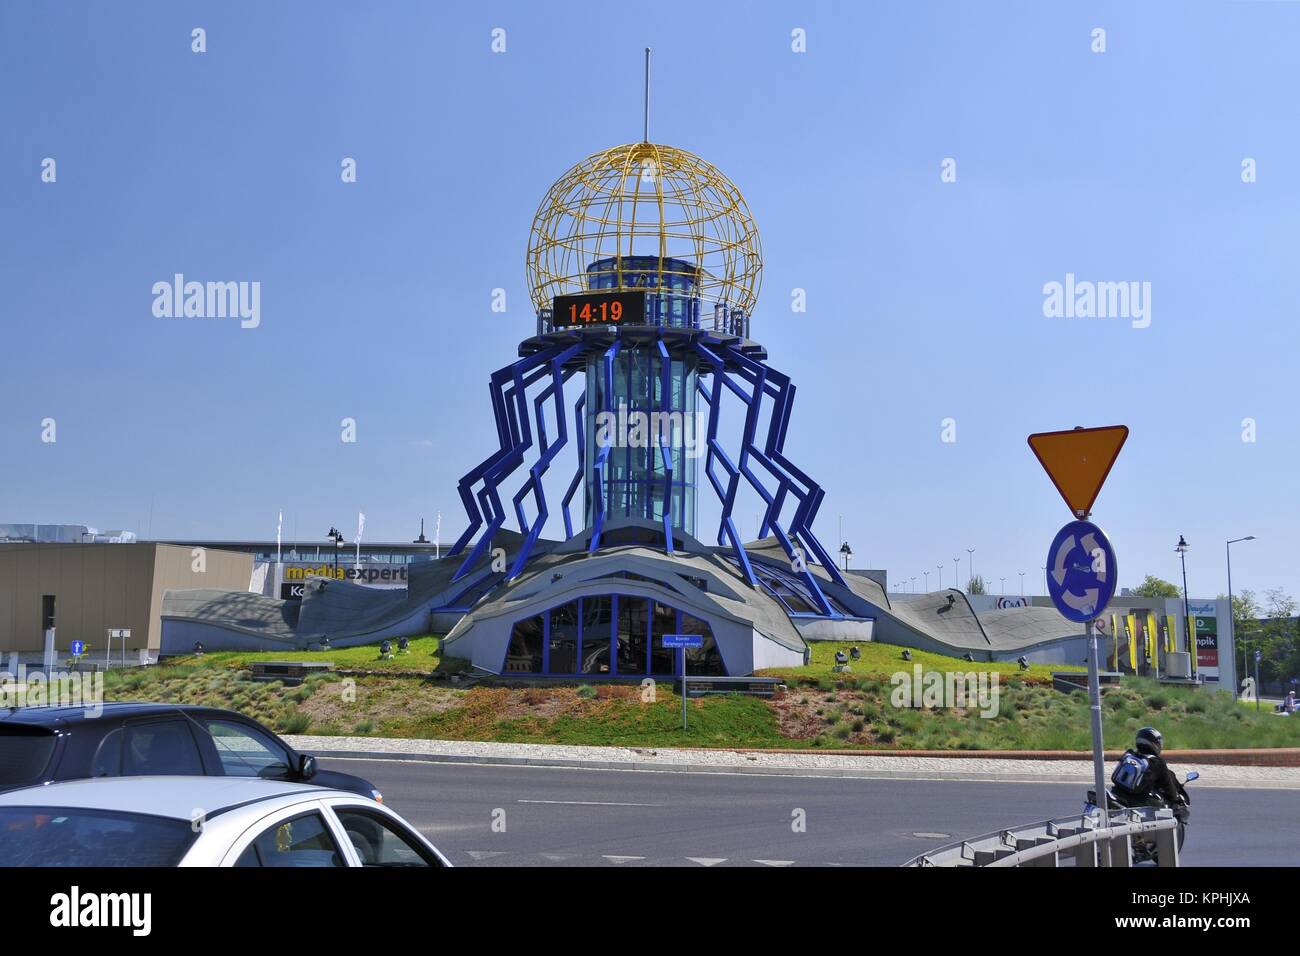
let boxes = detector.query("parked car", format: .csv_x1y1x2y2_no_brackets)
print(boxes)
0,703,381,802
0,776,450,867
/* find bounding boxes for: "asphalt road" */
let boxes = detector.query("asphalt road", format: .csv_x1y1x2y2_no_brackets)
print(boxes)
319,756,1298,867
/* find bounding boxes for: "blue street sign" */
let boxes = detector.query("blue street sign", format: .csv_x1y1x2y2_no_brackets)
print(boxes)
70,640,85,657
662,634,704,649
1046,520,1117,623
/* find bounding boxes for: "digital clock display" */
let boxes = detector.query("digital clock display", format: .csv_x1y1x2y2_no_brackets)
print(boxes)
552,291,646,327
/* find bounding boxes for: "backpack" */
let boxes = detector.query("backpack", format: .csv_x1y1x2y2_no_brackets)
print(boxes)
1111,750,1150,794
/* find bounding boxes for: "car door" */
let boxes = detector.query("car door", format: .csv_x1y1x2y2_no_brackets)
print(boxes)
196,717,294,780
320,798,450,867
120,718,206,776
220,802,349,867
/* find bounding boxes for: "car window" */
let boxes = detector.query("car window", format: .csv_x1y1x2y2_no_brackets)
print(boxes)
122,720,204,776
235,812,345,867
0,807,197,866
91,728,123,777
203,720,290,778
333,808,442,867
0,727,57,787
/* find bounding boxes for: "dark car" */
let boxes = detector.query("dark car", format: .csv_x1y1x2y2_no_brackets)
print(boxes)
0,703,381,802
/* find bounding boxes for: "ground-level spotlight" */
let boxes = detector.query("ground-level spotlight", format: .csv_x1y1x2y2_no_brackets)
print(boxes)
1017,656,1029,671
901,649,912,662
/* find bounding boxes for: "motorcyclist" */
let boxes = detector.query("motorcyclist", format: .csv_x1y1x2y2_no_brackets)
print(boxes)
1110,727,1187,820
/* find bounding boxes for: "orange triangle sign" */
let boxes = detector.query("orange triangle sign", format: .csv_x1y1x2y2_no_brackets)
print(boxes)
1027,425,1128,518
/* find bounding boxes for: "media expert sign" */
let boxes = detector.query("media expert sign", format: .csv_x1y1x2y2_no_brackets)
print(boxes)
280,562,408,600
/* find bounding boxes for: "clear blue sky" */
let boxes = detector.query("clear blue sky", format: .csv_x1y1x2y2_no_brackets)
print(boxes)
2,1,1297,601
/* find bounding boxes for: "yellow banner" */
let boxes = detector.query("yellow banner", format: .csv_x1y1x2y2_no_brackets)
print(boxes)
1165,614,1177,653
1146,612,1159,666
1110,614,1120,669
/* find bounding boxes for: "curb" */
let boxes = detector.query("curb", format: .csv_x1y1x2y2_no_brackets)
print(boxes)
286,741,1300,788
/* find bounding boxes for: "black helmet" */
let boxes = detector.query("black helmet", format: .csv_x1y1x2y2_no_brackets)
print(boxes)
1135,727,1163,756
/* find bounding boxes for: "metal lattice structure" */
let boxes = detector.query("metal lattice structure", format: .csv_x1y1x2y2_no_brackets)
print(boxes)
527,142,762,317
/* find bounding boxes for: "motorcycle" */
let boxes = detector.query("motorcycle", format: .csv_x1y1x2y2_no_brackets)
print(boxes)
1084,770,1199,864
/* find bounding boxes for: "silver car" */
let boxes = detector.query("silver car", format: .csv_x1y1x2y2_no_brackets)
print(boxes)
0,776,451,867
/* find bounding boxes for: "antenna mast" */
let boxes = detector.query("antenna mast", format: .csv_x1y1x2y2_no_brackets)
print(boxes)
643,47,651,142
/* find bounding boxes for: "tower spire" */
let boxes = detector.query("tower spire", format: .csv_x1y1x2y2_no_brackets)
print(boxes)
643,47,651,142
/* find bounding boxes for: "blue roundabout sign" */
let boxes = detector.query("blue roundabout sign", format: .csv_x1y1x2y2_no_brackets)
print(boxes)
1046,520,1117,623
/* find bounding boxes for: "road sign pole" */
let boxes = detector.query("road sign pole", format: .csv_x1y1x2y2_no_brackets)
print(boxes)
1086,618,1112,865
681,648,687,731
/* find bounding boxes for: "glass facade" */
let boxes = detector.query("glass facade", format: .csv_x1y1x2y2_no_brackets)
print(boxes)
503,595,725,677
586,255,701,329
585,344,698,536
724,557,856,618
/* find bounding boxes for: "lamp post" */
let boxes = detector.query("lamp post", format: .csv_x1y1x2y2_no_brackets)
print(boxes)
911,576,917,593
937,564,943,590
1000,576,1006,595
923,570,930,591
966,548,975,589
839,540,853,572
1019,571,1025,596
953,557,960,592
1227,535,1256,705
1175,535,1192,678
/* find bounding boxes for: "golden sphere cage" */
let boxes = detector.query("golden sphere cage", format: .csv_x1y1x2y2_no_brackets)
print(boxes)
526,142,762,319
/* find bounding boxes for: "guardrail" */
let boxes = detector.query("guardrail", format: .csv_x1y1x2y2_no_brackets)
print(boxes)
903,806,1180,868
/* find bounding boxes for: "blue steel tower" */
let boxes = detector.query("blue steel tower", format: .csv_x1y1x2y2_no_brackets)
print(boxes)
444,139,848,615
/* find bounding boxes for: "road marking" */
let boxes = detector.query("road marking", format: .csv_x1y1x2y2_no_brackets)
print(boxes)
686,857,727,867
754,859,795,867
602,855,646,864
540,853,578,861
465,850,507,860
912,831,952,839
518,799,661,807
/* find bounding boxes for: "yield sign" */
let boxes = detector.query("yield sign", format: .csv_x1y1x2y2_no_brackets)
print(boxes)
1027,425,1128,518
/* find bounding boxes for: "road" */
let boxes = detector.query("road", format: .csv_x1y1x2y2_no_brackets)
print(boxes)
319,756,1298,867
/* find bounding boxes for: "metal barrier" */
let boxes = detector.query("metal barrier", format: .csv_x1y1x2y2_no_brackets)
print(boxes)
903,806,1180,868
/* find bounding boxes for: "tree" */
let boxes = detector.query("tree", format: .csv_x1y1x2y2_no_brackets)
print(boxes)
966,575,986,595
1131,575,1180,599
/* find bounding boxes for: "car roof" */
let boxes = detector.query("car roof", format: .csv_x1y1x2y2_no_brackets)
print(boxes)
0,776,341,820
0,702,241,727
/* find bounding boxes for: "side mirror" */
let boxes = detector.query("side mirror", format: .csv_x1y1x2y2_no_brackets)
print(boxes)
1185,771,1199,782
296,754,317,780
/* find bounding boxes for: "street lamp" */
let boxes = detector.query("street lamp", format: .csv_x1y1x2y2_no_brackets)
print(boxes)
1175,535,1192,678
923,570,930,591
953,557,960,592
966,548,975,588
1000,576,1006,595
328,527,345,575
1226,535,1256,706
1019,571,1025,596
911,576,917,593
839,541,853,572
937,564,943,590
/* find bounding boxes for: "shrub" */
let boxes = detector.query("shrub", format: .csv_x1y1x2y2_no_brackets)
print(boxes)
576,684,598,699
278,712,311,734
